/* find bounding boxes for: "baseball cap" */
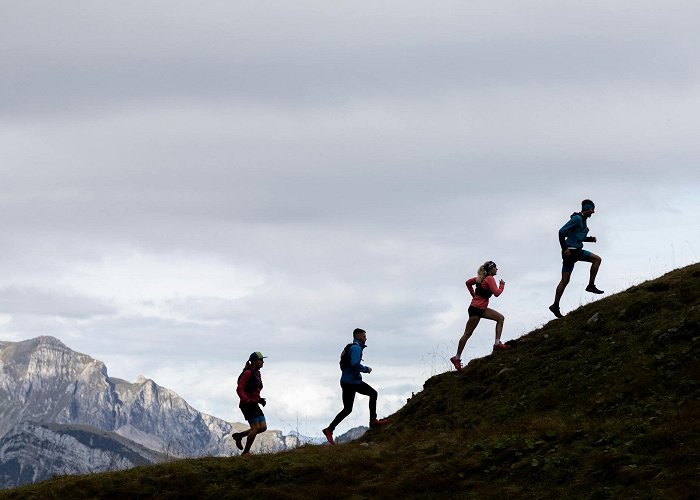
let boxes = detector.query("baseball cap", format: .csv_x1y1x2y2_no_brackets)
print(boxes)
249,351,267,362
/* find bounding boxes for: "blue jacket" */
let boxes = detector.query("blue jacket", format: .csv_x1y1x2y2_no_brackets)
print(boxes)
340,339,370,384
559,212,589,250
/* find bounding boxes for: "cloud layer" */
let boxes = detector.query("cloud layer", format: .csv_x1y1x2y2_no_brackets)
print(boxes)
1,1,698,435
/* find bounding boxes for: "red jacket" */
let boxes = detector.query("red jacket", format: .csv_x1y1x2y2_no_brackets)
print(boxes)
236,368,263,404
466,275,504,310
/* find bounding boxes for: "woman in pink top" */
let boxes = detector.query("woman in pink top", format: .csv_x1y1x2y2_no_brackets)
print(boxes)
450,260,509,372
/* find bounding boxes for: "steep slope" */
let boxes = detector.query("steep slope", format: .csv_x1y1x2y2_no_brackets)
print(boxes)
368,262,700,497
1,263,698,499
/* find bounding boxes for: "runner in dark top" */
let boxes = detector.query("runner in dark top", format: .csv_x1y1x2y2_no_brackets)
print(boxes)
549,199,603,318
322,328,390,445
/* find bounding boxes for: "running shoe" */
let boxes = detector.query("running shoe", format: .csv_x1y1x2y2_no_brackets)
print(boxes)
369,418,391,428
450,356,463,372
322,428,335,445
232,433,244,451
585,284,604,294
493,342,511,351
549,304,564,318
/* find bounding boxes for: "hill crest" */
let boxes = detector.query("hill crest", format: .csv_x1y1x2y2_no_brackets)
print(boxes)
2,263,698,499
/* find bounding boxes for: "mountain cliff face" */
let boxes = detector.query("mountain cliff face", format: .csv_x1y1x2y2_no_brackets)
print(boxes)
0,422,168,487
0,336,301,488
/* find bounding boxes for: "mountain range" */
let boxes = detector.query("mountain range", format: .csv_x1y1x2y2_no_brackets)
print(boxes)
0,336,311,488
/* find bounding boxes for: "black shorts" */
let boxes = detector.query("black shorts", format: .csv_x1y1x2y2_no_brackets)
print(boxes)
562,248,593,273
239,402,265,423
468,305,486,318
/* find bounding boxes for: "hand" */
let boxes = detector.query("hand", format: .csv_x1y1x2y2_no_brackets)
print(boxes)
367,367,372,373
259,398,266,407
590,236,597,243
562,249,570,257
499,279,505,286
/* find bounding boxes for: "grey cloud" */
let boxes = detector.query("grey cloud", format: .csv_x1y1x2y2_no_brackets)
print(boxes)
2,2,699,115
0,1,698,434
0,286,116,318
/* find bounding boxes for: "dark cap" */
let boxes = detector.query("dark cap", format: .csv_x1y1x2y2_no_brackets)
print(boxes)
249,351,267,362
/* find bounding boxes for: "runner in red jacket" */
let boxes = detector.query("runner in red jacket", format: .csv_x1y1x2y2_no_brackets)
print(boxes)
232,352,268,456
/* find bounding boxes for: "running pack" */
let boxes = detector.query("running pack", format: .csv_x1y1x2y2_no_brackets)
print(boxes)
339,343,354,370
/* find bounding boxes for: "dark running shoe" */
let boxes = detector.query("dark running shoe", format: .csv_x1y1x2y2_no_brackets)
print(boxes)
585,284,604,294
493,342,511,351
549,304,564,318
232,432,244,451
450,356,463,372
322,428,335,445
369,418,391,429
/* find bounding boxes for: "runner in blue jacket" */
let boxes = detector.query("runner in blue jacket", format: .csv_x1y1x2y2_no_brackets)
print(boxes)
550,199,603,318
322,328,390,445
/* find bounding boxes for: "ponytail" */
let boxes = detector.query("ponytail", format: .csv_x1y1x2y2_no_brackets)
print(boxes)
476,260,497,285
475,265,487,285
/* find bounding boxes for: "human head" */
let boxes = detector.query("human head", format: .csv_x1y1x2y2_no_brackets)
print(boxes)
248,351,267,367
581,199,595,217
476,261,497,282
353,328,367,342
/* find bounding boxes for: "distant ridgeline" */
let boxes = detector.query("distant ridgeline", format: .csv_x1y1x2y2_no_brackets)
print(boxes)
0,336,304,489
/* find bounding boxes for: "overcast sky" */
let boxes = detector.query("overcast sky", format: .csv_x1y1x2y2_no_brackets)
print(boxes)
1,1,698,437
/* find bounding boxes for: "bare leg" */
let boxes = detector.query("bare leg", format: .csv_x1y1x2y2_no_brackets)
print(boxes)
242,421,267,455
553,271,571,306
588,254,601,287
456,316,480,360
482,308,504,343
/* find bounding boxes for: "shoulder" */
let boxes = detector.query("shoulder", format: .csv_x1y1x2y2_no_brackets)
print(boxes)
483,275,496,285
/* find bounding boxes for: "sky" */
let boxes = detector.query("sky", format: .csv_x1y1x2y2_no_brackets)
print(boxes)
1,1,698,437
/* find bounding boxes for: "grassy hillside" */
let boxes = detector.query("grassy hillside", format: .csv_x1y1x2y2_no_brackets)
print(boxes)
2,263,698,499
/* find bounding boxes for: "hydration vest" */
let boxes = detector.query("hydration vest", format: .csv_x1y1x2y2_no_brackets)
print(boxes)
237,367,261,395
339,343,355,370
474,279,493,299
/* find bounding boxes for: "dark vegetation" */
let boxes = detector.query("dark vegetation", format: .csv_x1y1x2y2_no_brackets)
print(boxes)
2,263,698,499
